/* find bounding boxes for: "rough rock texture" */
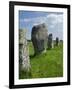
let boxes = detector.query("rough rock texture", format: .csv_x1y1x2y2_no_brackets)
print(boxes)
31,23,48,55
48,34,53,49
56,37,59,46
19,29,31,72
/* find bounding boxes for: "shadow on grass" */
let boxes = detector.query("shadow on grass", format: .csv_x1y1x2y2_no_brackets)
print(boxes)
29,53,44,59
29,54,36,59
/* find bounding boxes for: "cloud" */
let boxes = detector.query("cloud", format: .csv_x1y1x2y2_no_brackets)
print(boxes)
49,24,55,28
46,14,63,28
23,19,31,22
20,16,46,25
20,13,63,28
20,18,31,22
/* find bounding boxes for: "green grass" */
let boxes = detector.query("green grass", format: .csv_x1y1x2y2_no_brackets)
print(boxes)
19,42,63,79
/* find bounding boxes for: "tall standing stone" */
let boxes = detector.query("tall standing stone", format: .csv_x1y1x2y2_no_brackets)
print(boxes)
48,33,53,49
56,37,59,46
31,23,48,55
19,29,31,72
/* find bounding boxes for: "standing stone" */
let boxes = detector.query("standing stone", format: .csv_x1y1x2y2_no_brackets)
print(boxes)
19,29,31,72
31,23,48,55
60,40,63,43
56,37,59,46
48,33,53,49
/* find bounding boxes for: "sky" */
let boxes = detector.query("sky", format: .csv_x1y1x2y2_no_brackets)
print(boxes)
19,10,63,40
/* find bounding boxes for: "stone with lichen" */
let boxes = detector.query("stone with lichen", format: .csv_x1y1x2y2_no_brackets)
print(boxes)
19,29,31,72
31,23,48,55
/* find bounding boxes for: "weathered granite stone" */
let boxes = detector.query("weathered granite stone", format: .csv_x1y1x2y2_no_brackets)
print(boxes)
56,37,59,46
19,29,31,72
31,23,48,55
48,33,53,49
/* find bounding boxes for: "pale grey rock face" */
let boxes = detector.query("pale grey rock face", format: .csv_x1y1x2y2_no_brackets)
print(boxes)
31,23,48,55
48,34,53,49
19,29,31,72
56,37,59,46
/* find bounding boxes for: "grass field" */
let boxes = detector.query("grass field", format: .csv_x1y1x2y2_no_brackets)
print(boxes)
19,41,63,79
